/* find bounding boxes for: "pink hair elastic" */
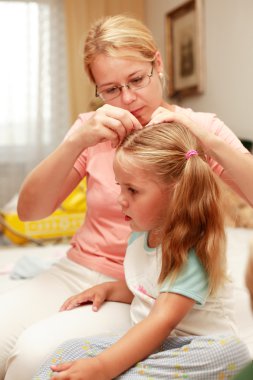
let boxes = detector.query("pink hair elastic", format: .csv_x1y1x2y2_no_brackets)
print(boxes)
185,149,198,160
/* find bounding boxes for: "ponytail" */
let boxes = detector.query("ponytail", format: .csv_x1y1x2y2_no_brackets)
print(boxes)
160,152,226,294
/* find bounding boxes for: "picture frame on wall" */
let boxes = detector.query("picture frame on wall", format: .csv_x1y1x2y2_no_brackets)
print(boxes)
166,0,204,98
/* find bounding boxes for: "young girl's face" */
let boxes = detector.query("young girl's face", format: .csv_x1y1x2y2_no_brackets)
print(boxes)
91,54,166,126
113,157,169,233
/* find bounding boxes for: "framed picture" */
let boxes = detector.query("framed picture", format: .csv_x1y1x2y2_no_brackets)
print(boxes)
166,0,204,98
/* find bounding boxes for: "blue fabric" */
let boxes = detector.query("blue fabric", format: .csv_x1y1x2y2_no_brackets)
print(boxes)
10,255,57,279
160,249,209,305
127,231,143,247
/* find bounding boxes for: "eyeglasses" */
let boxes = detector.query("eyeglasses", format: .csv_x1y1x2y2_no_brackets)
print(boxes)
95,66,154,101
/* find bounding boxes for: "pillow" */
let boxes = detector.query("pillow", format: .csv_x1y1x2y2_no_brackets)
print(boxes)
226,227,253,356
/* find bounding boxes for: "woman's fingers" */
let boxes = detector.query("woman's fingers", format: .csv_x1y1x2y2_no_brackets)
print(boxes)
96,105,142,145
80,105,143,148
148,107,209,149
102,104,142,131
147,107,175,126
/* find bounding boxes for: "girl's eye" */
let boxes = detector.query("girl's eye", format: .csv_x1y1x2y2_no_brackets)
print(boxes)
128,187,137,194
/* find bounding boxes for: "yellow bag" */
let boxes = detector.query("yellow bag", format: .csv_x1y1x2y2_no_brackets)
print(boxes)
0,180,86,245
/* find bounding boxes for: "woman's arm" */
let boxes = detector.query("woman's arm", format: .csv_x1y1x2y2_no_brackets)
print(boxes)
51,292,195,379
204,134,253,206
149,107,253,206
17,143,83,220
17,105,141,221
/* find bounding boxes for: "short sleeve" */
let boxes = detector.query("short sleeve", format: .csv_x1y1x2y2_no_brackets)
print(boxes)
63,112,95,178
160,249,209,305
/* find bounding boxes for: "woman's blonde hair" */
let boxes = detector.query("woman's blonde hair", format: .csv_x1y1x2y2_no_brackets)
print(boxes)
84,15,158,82
116,122,227,294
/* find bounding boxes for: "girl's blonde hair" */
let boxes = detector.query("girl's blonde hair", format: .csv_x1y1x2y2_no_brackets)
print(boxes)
116,122,227,294
84,15,158,82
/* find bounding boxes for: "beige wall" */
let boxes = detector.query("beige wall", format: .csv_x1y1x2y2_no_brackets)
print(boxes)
64,0,144,123
145,0,253,141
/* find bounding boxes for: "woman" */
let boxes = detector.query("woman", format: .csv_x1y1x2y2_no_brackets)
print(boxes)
2,15,253,380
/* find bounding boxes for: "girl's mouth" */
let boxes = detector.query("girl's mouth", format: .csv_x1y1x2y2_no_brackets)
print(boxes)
125,215,132,222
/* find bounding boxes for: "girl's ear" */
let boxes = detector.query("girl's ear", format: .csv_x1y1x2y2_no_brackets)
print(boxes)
154,51,164,73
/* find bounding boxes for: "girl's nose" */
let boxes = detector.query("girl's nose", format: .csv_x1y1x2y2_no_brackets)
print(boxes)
118,193,128,208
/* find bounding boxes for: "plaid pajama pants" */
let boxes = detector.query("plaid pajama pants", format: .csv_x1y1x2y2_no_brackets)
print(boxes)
33,334,251,380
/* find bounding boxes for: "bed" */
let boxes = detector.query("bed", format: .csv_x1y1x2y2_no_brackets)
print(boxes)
0,227,253,357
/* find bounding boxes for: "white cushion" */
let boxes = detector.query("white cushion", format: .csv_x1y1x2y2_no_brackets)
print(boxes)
226,227,253,356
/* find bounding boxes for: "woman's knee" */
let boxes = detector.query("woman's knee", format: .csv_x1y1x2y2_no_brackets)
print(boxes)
5,322,65,380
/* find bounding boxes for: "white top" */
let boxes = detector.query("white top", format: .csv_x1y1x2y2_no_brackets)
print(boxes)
124,231,238,337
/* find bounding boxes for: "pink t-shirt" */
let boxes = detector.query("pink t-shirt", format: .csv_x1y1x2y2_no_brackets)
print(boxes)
66,112,131,279
66,108,248,279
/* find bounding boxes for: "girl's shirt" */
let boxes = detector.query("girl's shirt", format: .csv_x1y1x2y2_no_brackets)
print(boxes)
124,231,237,337
64,108,248,280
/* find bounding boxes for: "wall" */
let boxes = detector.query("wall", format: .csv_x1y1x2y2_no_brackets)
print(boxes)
145,0,253,141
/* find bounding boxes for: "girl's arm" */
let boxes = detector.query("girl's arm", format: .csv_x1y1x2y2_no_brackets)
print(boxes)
60,280,134,312
51,292,195,379
98,292,194,378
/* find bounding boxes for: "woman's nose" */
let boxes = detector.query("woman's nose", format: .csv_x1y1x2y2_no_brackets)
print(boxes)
120,87,136,104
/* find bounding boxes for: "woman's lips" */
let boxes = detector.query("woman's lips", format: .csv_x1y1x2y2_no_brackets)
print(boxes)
131,107,143,117
125,215,132,222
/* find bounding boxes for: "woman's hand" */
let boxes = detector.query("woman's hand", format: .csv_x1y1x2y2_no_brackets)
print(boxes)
148,107,213,150
70,104,142,149
147,106,175,126
148,107,208,148
149,106,253,206
50,357,109,380
60,283,111,312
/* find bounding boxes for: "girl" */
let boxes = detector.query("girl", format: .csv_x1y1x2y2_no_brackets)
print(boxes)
33,123,251,380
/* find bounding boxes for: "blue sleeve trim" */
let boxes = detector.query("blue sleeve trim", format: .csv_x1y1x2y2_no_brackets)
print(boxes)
160,249,209,305
128,231,144,246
